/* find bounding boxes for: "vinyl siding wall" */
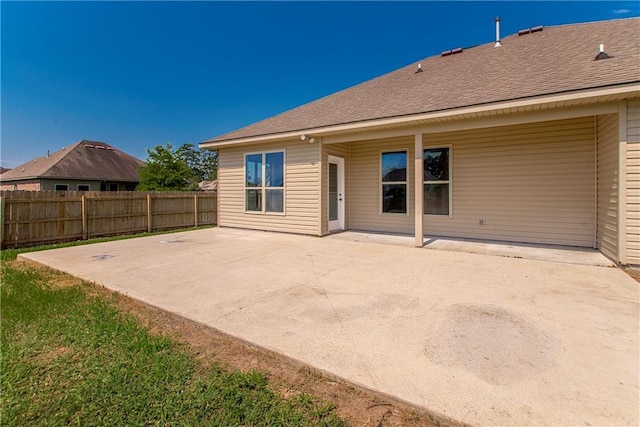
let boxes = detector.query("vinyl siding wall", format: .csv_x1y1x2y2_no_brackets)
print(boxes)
626,98,640,264
216,115,602,249
421,117,596,247
596,114,619,261
320,143,350,235
217,140,321,235
348,136,415,234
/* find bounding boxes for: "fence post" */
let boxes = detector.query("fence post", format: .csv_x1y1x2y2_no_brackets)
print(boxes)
0,196,4,248
194,194,198,227
147,194,152,233
81,195,88,240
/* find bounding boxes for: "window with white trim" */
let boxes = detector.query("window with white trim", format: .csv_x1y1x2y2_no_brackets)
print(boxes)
423,147,451,216
245,151,285,213
381,151,407,214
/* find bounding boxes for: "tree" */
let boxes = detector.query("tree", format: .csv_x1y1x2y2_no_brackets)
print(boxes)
176,144,217,182
137,143,218,191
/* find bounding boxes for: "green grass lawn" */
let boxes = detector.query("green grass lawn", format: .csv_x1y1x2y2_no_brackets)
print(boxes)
0,244,344,426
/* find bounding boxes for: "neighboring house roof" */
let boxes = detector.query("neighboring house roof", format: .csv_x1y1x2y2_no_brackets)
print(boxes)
0,167,11,174
0,140,145,182
203,17,640,145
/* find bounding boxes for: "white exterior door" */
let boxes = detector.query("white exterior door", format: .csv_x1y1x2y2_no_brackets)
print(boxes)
328,155,345,232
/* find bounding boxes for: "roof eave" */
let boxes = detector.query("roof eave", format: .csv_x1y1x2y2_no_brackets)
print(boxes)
0,175,41,182
200,82,640,149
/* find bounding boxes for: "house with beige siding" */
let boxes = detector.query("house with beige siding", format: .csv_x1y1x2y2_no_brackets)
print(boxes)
201,17,640,266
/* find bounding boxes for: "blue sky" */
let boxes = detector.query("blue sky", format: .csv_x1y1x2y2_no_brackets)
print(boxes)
1,1,638,168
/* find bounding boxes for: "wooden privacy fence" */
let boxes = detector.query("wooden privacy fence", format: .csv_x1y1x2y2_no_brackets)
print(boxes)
0,191,217,248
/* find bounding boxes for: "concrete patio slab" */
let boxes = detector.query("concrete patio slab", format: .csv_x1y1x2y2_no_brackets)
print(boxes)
19,228,639,426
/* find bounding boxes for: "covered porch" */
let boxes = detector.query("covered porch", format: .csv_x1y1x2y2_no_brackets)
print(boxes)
319,101,628,264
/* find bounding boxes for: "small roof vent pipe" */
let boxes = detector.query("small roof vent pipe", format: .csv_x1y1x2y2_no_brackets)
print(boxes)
595,43,612,60
494,16,502,47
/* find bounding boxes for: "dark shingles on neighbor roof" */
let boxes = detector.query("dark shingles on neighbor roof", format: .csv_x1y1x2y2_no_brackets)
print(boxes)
0,140,145,182
204,17,640,144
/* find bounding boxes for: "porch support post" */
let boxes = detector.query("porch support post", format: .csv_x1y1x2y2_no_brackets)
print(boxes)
414,132,423,247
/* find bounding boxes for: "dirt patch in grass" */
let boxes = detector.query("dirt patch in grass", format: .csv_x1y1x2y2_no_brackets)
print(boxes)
34,346,73,364
23,259,465,427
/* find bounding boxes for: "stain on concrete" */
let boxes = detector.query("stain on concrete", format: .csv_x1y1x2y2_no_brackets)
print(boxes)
424,304,562,385
286,286,421,325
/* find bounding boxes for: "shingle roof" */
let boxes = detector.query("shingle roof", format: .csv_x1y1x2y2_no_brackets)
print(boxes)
204,17,640,144
0,140,145,182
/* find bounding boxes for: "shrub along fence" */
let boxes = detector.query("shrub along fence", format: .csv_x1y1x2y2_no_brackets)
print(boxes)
0,191,217,248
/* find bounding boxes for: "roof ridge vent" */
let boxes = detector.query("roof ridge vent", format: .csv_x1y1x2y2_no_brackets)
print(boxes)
441,47,463,57
518,25,543,36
